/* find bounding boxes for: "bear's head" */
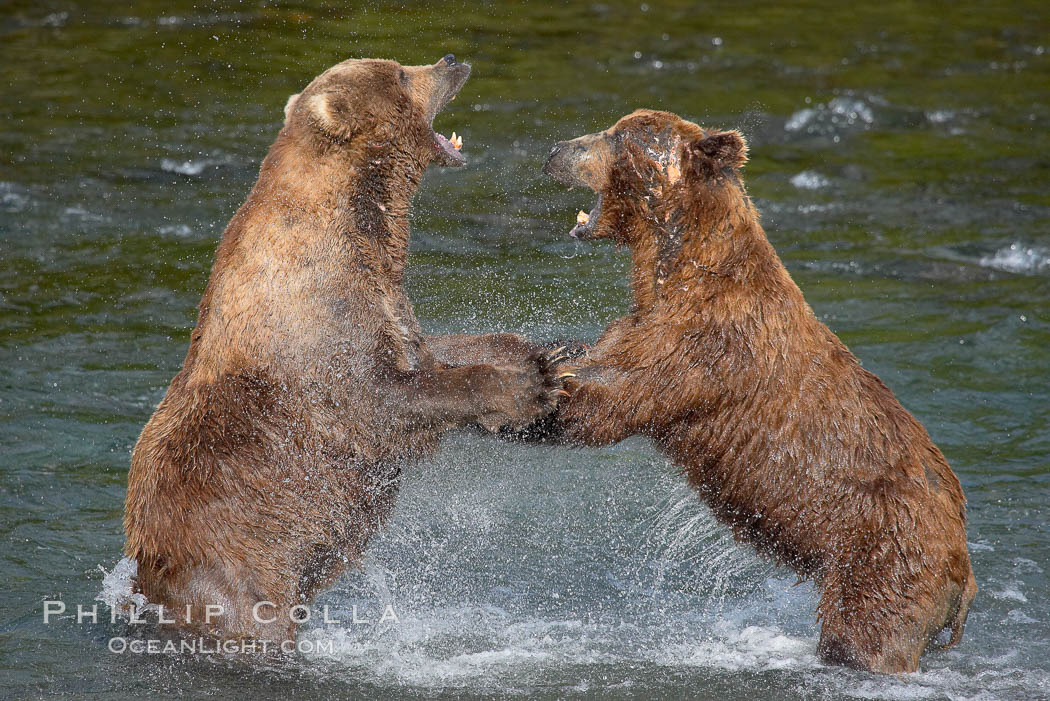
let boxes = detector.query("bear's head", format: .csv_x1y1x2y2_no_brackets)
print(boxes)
282,54,470,168
544,109,748,247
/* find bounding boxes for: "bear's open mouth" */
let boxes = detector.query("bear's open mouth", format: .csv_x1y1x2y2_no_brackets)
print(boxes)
569,194,602,239
432,129,465,167
429,60,471,168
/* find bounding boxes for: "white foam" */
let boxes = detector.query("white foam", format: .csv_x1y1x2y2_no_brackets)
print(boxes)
40,11,69,27
979,243,1050,274
161,158,211,176
829,97,875,124
991,586,1027,603
1013,557,1044,574
0,182,29,212
842,662,1044,701
298,601,820,688
1006,609,1037,624
299,606,574,686
160,152,232,177
797,203,838,213
790,170,831,189
158,223,194,237
848,679,939,699
785,107,817,132
786,97,875,135
926,109,955,124
654,622,818,672
63,205,106,222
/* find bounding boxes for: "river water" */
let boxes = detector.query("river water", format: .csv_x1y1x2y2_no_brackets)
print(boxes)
2,1,1048,699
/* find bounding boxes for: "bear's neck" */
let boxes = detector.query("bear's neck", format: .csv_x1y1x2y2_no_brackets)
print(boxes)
263,139,425,283
626,184,802,321
336,146,424,284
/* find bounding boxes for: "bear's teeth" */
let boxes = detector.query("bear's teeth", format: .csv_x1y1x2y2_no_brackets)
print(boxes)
450,132,463,150
577,210,590,225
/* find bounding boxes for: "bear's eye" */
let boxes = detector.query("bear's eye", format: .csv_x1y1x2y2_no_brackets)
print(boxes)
399,70,408,86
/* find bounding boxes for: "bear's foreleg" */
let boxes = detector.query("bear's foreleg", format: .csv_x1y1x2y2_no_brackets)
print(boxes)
391,352,564,433
557,363,657,447
427,333,539,368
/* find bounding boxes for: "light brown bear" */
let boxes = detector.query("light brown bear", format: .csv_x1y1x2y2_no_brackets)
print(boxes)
124,55,565,645
543,109,976,673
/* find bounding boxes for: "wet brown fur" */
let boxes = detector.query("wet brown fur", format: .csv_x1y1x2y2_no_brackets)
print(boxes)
549,109,977,673
124,58,561,644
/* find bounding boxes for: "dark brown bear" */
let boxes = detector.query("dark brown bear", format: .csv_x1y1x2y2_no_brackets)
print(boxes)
543,109,976,673
124,56,564,645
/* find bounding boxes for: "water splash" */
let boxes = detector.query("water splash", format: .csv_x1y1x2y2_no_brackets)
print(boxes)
96,556,152,618
638,482,769,602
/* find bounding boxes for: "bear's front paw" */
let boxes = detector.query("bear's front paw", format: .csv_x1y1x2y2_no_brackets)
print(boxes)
542,338,590,361
476,347,572,432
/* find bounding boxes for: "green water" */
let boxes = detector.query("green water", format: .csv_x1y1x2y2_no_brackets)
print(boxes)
2,1,1048,698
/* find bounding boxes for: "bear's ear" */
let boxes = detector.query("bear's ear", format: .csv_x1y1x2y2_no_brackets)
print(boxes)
304,90,383,143
691,129,749,171
305,92,357,141
283,93,301,125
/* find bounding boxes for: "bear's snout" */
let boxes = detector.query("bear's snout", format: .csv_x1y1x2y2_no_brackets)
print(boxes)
544,134,611,192
544,141,584,187
543,142,565,173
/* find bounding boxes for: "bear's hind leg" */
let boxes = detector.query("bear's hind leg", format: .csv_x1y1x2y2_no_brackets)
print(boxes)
817,567,926,673
172,562,297,646
945,569,977,648
923,567,977,651
818,605,924,673
816,556,975,673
